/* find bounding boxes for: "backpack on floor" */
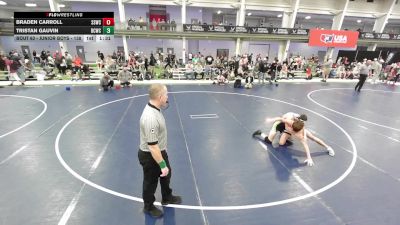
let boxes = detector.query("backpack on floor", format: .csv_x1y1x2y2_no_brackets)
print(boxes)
234,78,242,88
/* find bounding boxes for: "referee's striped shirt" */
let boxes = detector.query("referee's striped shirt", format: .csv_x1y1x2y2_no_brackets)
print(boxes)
139,103,167,152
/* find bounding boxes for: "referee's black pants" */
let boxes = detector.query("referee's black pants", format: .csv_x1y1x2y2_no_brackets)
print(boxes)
138,150,172,210
355,74,367,91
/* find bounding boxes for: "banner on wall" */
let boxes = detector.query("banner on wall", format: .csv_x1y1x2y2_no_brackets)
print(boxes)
359,32,400,40
183,24,250,33
183,24,400,42
183,24,309,35
308,29,359,48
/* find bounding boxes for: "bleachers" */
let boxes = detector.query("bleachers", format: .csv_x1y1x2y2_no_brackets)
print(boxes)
290,70,307,79
0,71,9,81
0,63,321,83
171,67,216,80
172,67,187,80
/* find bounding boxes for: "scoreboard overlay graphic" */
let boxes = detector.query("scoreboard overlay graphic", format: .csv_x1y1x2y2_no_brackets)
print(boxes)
14,12,114,42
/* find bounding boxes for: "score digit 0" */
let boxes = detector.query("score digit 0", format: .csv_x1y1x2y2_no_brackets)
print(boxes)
102,18,114,26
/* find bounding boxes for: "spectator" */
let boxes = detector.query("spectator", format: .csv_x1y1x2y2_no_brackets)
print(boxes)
280,62,288,79
144,56,149,72
99,72,114,91
6,52,25,86
59,56,67,75
73,55,82,69
149,53,156,75
40,49,47,62
0,52,6,71
32,50,40,63
164,54,173,69
54,50,62,73
118,66,133,87
112,51,117,60
139,17,145,30
65,51,73,70
97,51,105,61
96,56,103,71
194,63,204,79
151,18,157,30
185,61,194,80
127,18,134,30
171,19,176,31
321,57,333,82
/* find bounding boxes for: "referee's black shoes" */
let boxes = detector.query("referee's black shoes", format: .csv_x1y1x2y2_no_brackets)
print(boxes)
143,205,163,218
161,195,182,205
252,130,262,137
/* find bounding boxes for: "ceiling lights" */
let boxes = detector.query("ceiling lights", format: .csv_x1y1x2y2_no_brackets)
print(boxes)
25,3,37,7
0,1,7,6
277,14,282,18
58,4,66,8
357,19,362,23
247,12,252,16
217,10,222,14
305,16,311,20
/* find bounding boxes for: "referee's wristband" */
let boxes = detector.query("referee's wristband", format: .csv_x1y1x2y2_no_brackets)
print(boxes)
159,160,167,169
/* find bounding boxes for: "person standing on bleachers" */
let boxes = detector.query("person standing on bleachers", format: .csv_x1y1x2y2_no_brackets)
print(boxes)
117,50,124,65
96,56,103,71
5,52,25,86
280,62,288,79
143,56,149,72
32,50,40,64
269,58,279,84
72,55,82,79
258,58,268,84
171,19,176,31
65,52,73,71
151,18,157,30
0,52,6,71
370,58,382,84
321,57,333,82
139,16,145,30
188,52,193,62
53,51,62,74
148,53,156,76
204,55,214,79
59,57,67,75
40,50,47,63
391,62,400,85
164,54,172,69
97,51,104,62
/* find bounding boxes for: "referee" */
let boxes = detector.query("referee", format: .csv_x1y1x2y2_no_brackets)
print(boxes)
138,84,181,218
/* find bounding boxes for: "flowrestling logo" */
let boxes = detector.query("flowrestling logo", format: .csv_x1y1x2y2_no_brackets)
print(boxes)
309,29,358,48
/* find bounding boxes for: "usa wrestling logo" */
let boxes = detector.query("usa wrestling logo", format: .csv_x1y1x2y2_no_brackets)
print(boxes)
320,34,347,43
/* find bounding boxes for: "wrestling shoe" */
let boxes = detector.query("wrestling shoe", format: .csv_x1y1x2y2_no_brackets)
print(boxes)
252,130,262,137
327,146,335,156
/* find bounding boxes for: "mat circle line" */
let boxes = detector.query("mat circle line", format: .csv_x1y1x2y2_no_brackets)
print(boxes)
55,91,357,210
0,95,47,139
307,88,400,132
